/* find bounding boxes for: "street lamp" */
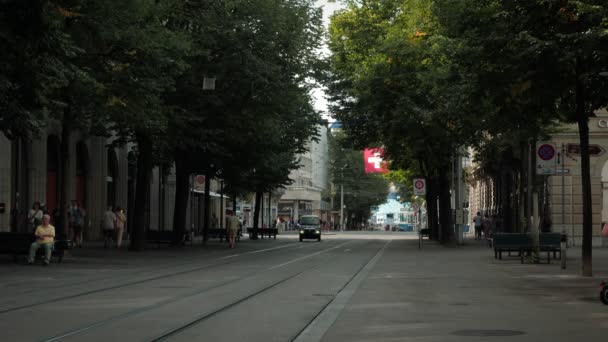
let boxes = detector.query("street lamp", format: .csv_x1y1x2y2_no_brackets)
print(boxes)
340,163,348,232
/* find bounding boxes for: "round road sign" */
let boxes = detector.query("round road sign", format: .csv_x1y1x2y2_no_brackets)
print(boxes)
537,144,555,161
415,180,425,189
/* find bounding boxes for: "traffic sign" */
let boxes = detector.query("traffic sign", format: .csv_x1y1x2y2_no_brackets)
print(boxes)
536,142,557,175
413,178,426,196
566,143,605,156
193,175,205,191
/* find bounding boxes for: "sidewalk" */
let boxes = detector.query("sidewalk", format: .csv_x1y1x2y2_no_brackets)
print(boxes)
321,238,608,342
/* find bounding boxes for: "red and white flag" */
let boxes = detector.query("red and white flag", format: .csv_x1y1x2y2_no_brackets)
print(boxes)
364,148,389,174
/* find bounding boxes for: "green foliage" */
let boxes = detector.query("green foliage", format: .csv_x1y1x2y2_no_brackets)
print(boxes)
329,130,389,222
0,0,90,139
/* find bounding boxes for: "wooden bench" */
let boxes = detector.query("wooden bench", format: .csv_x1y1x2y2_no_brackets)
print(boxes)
494,232,565,264
0,232,72,263
418,228,430,248
493,233,532,263
246,228,278,240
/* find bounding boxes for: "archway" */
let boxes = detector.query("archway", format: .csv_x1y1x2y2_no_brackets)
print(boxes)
107,148,119,207
46,135,60,215
75,141,89,210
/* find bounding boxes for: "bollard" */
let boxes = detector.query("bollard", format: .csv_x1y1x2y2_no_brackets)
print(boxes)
560,234,567,270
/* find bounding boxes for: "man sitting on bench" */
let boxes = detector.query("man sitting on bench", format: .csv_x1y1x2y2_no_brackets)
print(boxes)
28,214,55,266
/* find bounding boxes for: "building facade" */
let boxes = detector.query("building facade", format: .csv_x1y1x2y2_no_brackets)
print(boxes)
548,110,608,246
0,127,227,241
467,110,608,246
278,125,330,223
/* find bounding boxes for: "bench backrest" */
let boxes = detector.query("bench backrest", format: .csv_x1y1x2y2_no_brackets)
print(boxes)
0,233,34,252
539,233,561,247
493,233,531,247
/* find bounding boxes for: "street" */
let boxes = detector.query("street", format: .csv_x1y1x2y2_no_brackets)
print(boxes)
0,233,607,341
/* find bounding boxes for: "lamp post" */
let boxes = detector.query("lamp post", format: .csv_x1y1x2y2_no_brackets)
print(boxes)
201,76,215,243
339,163,348,232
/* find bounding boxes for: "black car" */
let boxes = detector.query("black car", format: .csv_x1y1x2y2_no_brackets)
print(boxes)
299,215,321,242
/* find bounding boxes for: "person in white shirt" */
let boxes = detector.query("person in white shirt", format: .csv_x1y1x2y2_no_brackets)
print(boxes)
103,206,117,248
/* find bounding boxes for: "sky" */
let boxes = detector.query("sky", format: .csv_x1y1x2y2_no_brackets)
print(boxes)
312,0,344,119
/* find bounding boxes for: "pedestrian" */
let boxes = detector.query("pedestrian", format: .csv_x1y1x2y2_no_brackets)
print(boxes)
115,206,127,248
27,214,55,265
482,214,491,240
68,201,86,247
473,212,483,240
226,210,239,248
28,202,43,232
102,206,117,248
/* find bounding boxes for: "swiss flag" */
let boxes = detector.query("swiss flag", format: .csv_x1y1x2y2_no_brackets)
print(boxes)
364,148,389,174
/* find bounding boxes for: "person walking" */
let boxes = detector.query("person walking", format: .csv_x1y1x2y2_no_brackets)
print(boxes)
473,212,483,240
482,214,492,240
226,210,239,248
27,214,55,265
102,206,117,248
68,201,86,247
115,206,127,248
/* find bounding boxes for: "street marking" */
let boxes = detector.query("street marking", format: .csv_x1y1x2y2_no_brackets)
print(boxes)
267,241,353,270
292,240,391,342
42,240,354,342
219,242,300,259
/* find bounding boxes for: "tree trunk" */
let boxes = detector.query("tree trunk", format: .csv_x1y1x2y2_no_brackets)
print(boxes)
203,170,211,243
130,134,153,251
172,153,190,246
252,190,262,239
58,122,70,239
576,73,592,277
425,175,439,240
438,166,453,244
518,141,527,232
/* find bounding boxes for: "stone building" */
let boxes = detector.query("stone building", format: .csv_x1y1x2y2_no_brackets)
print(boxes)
0,127,227,241
278,124,330,222
548,110,608,246
466,110,608,246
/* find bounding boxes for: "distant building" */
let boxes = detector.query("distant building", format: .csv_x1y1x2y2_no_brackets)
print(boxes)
370,194,419,231
278,124,330,222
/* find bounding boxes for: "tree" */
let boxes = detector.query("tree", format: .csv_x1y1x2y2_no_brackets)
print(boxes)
166,0,325,242
68,0,190,250
329,131,389,228
433,0,608,274
0,0,87,140
327,0,478,242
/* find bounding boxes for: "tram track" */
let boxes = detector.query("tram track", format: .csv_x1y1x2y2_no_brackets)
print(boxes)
0,240,312,314
146,240,388,342
41,240,355,342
